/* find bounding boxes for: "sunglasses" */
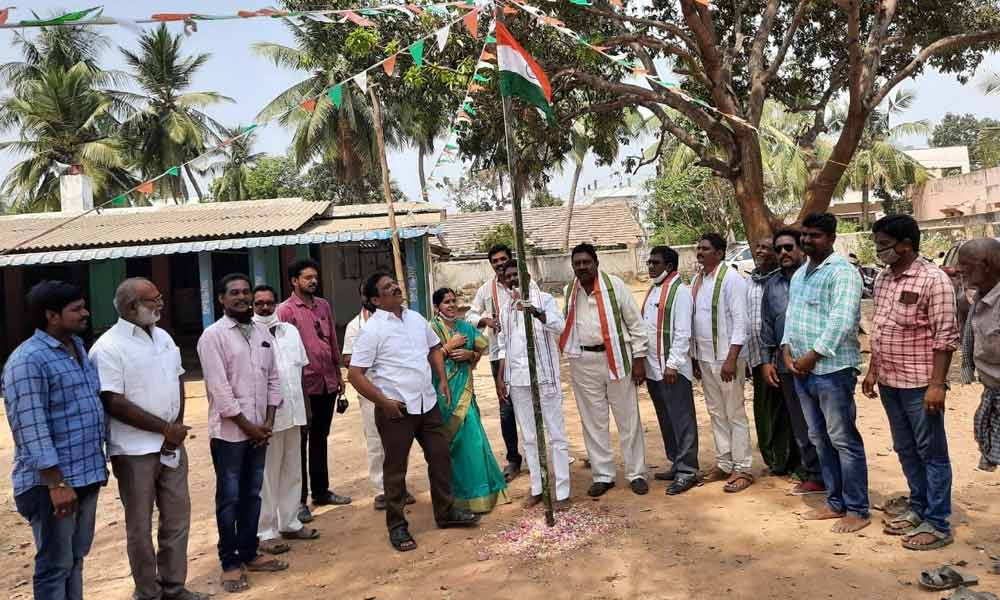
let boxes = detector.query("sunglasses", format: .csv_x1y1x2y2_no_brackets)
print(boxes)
774,243,797,253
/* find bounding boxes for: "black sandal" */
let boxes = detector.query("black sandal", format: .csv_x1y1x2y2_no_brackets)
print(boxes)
389,527,417,552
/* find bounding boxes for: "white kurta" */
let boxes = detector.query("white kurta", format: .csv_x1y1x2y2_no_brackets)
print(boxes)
343,311,383,494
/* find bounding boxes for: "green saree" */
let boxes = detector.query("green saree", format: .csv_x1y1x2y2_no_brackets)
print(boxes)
431,317,511,513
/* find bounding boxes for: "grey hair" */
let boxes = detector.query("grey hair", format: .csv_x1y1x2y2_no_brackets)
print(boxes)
113,277,153,314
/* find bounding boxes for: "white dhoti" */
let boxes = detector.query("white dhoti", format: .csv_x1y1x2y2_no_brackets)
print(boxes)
698,358,752,473
569,351,646,483
353,387,384,495
259,426,304,540
509,383,571,501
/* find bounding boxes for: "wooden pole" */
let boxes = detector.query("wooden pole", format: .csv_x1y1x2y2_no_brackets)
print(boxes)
496,7,555,527
369,83,409,303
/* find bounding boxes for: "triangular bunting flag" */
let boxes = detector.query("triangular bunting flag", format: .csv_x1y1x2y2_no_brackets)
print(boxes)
387,5,415,19
481,51,496,61
342,10,375,26
462,102,477,116
359,8,380,16
502,5,518,14
243,124,258,134
486,35,496,43
476,60,494,70
136,181,155,194
0,7,10,25
305,13,337,23
166,166,180,177
410,40,425,66
405,4,423,15
610,0,622,6
469,83,486,93
473,73,490,83
328,84,343,108
20,6,102,27
383,54,397,76
111,194,128,207
301,97,317,112
463,10,479,39
435,25,450,51
354,71,368,94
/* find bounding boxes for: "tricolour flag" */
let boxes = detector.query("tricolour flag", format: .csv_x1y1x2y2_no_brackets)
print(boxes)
496,22,554,125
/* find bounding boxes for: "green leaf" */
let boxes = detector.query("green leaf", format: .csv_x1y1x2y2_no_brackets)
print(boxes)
328,84,344,108
410,40,425,67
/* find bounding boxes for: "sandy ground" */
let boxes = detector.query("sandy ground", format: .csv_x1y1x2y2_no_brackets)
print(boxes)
1,289,999,600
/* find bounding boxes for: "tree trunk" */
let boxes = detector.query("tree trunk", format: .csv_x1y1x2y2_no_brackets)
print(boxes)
800,107,869,221
417,141,427,201
730,135,776,247
339,122,361,180
185,164,204,202
562,159,583,252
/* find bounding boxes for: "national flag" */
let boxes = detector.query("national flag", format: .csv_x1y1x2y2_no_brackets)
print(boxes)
496,22,554,125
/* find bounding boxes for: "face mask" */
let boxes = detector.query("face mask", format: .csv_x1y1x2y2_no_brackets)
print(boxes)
877,246,901,265
252,313,278,327
652,271,669,285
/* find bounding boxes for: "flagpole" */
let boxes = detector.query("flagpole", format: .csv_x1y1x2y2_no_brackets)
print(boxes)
496,5,555,527
369,83,409,305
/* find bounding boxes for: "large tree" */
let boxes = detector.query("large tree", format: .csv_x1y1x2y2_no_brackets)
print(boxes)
930,112,1000,170
120,24,232,202
470,1,1000,244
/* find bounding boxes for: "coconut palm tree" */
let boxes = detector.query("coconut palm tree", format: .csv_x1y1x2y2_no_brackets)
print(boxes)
252,21,403,192
828,90,930,227
0,63,135,212
119,24,232,202
204,125,265,201
0,23,129,93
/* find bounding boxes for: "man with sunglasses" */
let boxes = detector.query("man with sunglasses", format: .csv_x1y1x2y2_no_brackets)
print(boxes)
760,231,824,497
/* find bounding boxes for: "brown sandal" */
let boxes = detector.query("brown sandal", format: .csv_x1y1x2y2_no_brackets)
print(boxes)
700,466,730,483
723,472,754,493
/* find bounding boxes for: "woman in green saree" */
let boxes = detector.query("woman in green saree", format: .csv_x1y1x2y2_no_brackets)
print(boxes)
431,288,511,513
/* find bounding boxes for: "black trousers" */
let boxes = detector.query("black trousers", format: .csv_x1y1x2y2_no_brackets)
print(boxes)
301,392,336,503
375,404,454,532
646,376,699,475
779,373,824,484
491,360,522,466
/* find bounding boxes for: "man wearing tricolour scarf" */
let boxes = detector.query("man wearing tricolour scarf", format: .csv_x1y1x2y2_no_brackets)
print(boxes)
561,243,649,497
692,232,753,493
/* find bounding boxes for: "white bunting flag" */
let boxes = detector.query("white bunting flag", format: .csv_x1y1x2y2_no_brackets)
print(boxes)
354,70,368,93
436,24,451,51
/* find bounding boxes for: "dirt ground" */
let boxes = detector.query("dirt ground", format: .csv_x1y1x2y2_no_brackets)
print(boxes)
1,289,999,600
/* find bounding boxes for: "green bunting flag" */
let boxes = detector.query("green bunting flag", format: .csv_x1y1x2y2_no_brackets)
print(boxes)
486,35,496,43
473,73,489,83
166,166,180,177
410,39,425,67
462,102,476,116
243,124,258,134
19,6,102,27
111,194,128,208
568,0,592,5
328,84,343,108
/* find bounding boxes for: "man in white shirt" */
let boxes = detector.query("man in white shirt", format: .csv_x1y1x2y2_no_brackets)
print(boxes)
641,247,699,496
348,272,479,552
495,261,571,510
561,243,650,497
251,285,319,553
691,233,753,493
342,284,415,511
466,243,522,480
90,278,206,600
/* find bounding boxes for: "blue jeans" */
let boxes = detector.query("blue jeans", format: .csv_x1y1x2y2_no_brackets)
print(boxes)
880,385,952,533
210,439,266,572
14,483,100,600
795,368,870,518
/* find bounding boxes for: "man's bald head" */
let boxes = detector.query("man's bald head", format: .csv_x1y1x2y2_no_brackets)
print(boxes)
114,277,163,326
958,238,1000,294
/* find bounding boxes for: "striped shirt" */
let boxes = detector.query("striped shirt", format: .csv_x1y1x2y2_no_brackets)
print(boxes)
746,269,778,368
871,258,959,389
497,287,565,387
781,252,863,375
3,330,107,497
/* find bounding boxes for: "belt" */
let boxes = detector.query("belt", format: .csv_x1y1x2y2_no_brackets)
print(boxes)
581,344,606,353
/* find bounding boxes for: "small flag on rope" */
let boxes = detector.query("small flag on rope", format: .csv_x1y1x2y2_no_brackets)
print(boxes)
136,181,155,194
328,84,343,108
342,10,375,27
111,194,128,208
481,51,496,62
435,25,450,51
166,166,180,177
496,22,555,124
463,10,479,39
150,13,194,22
301,97,317,112
473,73,490,83
405,4,423,15
486,34,496,44
410,39,425,66
502,5,518,14
0,7,10,25
469,83,486,93
383,54,397,76
354,71,368,93
462,101,476,116
243,124,258,134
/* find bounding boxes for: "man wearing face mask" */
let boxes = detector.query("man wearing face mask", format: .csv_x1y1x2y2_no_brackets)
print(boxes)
252,285,320,555
90,278,206,600
864,215,959,550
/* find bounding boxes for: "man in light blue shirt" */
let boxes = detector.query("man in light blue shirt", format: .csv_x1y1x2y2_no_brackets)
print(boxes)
782,212,869,534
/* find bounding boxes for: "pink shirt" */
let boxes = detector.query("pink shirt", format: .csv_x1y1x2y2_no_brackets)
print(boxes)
196,315,282,442
277,294,342,396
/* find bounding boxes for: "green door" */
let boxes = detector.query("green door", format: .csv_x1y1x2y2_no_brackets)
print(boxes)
88,258,126,334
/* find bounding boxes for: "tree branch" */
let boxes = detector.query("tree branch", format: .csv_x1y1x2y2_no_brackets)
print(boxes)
581,7,700,55
640,101,736,177
762,0,811,83
869,29,1000,109
602,34,712,89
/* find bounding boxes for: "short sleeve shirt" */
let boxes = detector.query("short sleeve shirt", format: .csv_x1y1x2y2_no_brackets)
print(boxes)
349,309,440,414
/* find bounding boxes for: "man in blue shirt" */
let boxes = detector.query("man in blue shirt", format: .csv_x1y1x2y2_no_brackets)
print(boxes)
781,213,869,534
3,281,107,600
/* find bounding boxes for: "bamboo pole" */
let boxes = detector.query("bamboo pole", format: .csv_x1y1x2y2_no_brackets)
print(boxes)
496,6,555,527
369,84,409,304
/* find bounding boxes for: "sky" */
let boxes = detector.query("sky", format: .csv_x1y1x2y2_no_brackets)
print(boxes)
3,1,1000,209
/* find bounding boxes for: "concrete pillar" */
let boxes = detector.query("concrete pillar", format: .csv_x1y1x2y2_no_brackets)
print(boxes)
4,267,27,356
151,255,172,332
59,174,94,212
197,252,214,330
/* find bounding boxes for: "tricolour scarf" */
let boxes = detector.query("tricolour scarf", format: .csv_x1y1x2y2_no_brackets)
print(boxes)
691,262,729,358
641,272,682,372
560,271,631,380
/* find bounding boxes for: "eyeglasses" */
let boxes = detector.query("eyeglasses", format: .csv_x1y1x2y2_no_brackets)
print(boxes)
774,244,796,254
140,294,164,306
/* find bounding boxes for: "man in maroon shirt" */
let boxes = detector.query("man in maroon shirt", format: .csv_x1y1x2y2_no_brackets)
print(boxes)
276,259,351,517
